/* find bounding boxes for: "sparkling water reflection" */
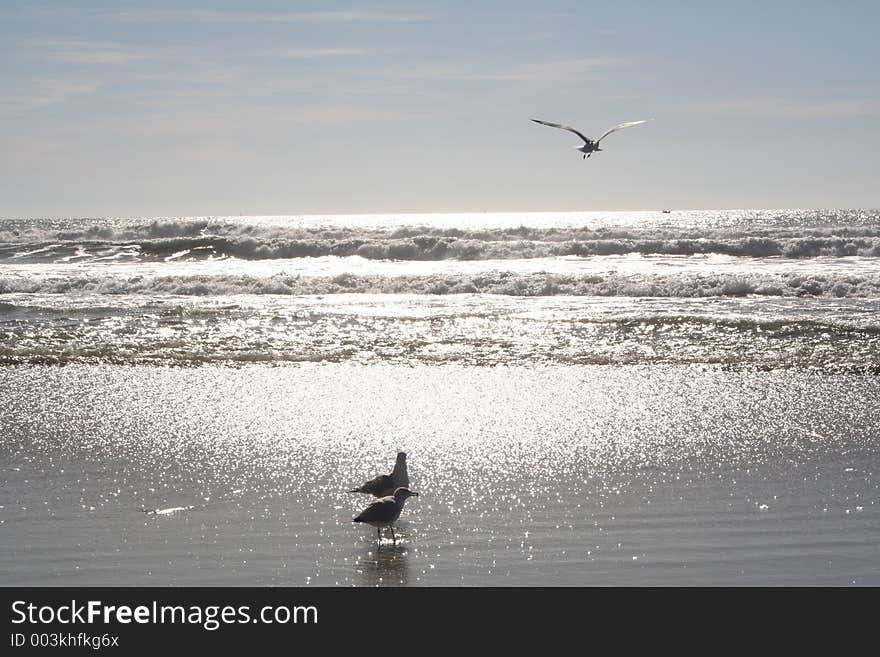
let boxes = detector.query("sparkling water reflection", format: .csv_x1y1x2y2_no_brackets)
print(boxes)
2,363,878,585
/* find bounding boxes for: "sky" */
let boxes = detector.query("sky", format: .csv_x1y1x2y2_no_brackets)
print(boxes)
1,0,878,217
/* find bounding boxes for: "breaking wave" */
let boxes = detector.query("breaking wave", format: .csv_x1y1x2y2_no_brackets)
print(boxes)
3,271,879,298
3,218,880,262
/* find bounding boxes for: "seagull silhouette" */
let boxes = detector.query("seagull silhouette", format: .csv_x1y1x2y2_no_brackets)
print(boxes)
353,487,419,551
348,451,409,498
531,118,650,159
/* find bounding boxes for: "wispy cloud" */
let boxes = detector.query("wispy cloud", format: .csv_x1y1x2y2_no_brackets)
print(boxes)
103,9,429,24
392,57,622,83
26,39,148,65
276,48,375,59
2,79,102,111
682,96,879,118
279,104,443,123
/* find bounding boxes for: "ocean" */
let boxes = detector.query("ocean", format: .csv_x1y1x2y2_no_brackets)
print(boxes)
1,209,878,585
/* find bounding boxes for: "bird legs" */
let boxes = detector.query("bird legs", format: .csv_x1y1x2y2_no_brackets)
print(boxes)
375,526,399,552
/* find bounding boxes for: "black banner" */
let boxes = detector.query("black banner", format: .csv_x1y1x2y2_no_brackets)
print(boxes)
1,586,874,651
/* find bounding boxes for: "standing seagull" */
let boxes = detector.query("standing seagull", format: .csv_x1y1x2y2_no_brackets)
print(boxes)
531,118,650,159
353,487,419,550
348,451,409,498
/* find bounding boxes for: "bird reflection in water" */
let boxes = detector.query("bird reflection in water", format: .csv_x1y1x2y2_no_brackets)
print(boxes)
355,534,412,587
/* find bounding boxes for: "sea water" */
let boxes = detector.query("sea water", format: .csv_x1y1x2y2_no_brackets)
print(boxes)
1,210,878,585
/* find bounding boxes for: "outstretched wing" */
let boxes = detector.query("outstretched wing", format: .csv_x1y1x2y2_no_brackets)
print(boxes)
596,120,650,144
531,119,589,144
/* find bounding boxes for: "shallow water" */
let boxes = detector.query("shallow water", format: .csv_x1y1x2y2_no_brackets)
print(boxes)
2,210,879,586
2,364,877,586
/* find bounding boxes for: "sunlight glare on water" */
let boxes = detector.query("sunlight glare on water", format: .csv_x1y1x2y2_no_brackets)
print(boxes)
2,363,877,586
2,209,879,586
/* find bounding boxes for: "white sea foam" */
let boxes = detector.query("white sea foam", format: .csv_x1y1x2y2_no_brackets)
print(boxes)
2,269,879,298
2,211,880,262
2,211,879,369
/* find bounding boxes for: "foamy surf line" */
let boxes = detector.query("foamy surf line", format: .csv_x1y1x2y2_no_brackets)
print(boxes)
3,270,880,297
4,228,880,262
2,210,880,263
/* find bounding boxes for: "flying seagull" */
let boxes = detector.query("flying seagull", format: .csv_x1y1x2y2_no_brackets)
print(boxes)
353,487,419,551
531,118,650,159
348,451,409,498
